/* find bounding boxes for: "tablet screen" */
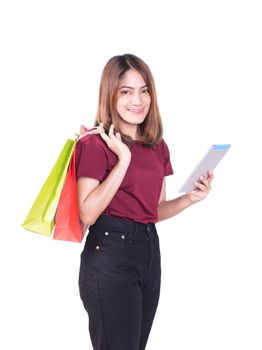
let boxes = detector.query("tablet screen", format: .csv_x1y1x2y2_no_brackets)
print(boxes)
178,144,231,193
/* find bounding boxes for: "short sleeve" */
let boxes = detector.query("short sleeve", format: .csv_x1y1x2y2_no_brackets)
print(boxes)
75,135,107,181
162,139,174,176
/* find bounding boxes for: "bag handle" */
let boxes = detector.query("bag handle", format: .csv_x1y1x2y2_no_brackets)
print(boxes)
76,126,99,142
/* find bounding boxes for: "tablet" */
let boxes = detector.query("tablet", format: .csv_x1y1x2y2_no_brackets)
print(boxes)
178,144,231,193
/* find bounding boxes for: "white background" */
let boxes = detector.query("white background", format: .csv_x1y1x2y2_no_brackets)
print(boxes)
1,0,261,349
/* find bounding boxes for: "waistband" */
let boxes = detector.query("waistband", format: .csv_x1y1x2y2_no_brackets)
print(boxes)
89,214,156,234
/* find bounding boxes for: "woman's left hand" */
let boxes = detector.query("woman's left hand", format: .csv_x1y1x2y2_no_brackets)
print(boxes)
187,170,214,203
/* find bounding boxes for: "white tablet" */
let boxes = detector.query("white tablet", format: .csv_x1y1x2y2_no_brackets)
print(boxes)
178,144,231,193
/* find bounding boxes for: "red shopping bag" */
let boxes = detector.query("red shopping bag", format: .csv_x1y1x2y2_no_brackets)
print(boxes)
52,127,97,242
52,148,87,242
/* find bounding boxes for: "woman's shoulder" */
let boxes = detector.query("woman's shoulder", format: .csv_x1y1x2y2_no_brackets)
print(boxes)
154,137,171,157
75,134,110,163
154,137,166,150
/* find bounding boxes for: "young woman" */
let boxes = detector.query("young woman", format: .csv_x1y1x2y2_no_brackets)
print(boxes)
76,54,214,350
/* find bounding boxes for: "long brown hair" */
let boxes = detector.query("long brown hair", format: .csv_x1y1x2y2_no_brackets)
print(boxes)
93,54,164,148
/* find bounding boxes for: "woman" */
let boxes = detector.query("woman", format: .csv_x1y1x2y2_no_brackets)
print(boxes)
76,53,214,350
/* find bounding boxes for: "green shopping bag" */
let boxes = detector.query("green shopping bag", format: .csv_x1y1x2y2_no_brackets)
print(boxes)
21,135,78,236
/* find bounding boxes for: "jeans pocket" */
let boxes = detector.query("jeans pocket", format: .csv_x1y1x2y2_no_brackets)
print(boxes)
91,229,133,274
95,229,132,250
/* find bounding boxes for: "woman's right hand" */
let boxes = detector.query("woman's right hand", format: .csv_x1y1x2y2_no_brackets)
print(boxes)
97,123,131,163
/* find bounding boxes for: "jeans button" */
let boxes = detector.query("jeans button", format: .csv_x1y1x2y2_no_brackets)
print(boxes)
105,231,109,236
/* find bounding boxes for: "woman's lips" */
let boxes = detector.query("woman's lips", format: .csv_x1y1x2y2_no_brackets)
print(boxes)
127,108,144,113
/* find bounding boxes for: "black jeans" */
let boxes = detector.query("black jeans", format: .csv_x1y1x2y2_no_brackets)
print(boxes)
78,214,161,350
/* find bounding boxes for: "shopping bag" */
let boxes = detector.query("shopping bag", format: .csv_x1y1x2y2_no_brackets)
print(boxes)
52,127,98,242
52,148,88,242
21,135,78,236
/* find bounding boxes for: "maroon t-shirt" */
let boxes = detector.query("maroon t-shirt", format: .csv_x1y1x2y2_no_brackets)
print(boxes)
75,133,174,223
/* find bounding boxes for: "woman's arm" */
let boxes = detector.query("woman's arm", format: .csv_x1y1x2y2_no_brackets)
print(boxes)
157,170,214,222
157,179,194,222
77,123,132,226
77,158,130,226
157,194,194,222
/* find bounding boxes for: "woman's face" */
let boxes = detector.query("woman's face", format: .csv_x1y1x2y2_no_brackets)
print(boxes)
116,69,151,128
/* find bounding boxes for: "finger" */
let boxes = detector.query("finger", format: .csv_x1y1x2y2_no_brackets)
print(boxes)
99,122,106,133
208,170,214,179
200,176,212,190
200,176,209,186
98,123,110,141
108,124,115,138
194,181,208,192
115,132,121,139
98,122,105,132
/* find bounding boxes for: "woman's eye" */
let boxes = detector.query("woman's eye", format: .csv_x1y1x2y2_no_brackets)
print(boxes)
120,89,149,95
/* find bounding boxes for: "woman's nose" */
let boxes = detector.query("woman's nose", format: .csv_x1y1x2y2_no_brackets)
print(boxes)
131,92,142,105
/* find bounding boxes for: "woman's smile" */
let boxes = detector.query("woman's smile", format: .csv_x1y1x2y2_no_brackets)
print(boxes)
127,108,144,114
